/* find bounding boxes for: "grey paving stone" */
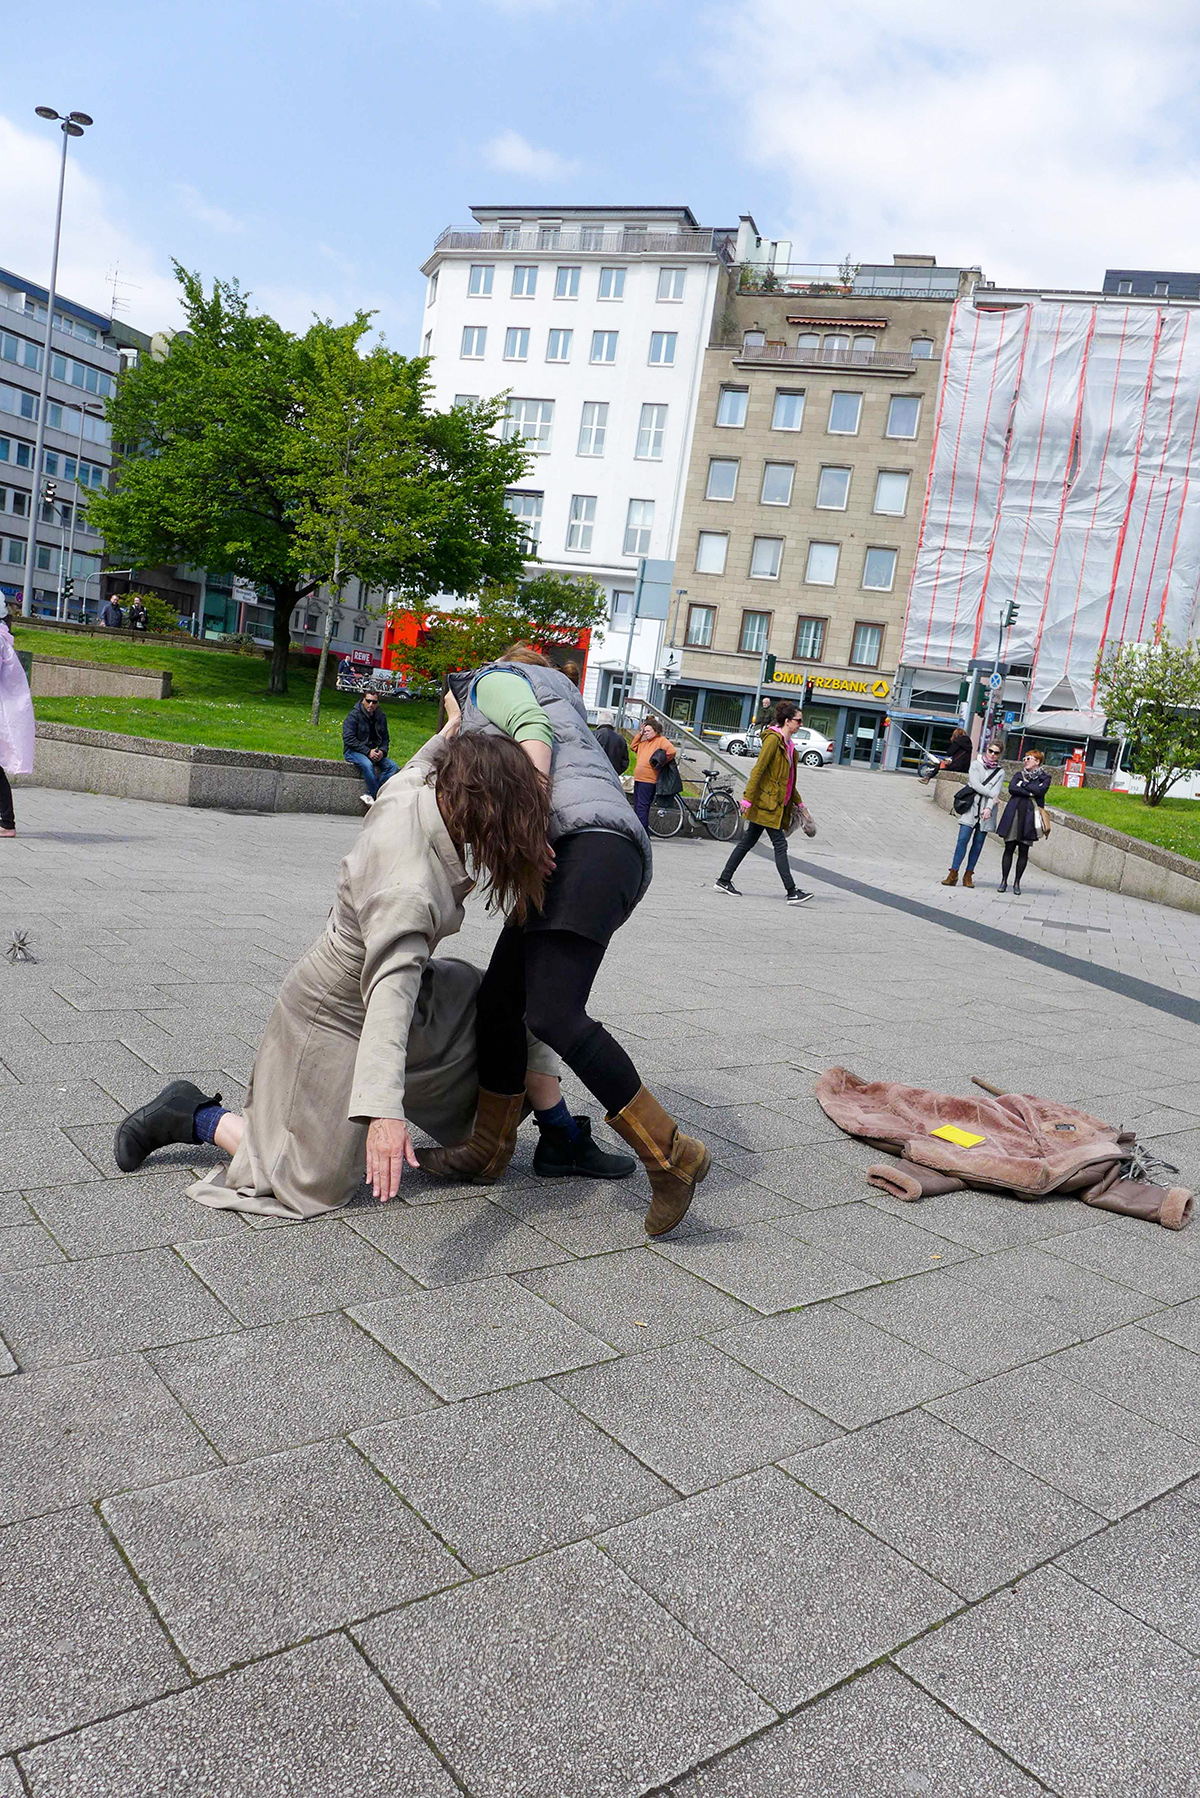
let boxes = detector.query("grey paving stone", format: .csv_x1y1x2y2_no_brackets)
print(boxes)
651,1222,879,1314
675,1177,809,1234
0,1198,30,1230
550,1339,836,1494
1046,1325,1200,1445
944,1243,1161,1333
350,1276,617,1401
345,1193,570,1286
0,1248,234,1369
25,1169,243,1257
865,1186,1101,1249
681,1103,817,1153
0,1352,218,1525
0,1220,64,1273
929,1362,1200,1519
671,1663,1044,1797
1058,1491,1200,1653
518,1247,755,1350
775,1200,975,1277
601,1466,955,1709
749,1141,886,1209
116,1026,257,1080
18,1634,458,1798
9,1003,174,1049
1044,1217,1200,1304
0,1506,183,1754
786,1409,1101,1599
838,1269,1080,1375
176,1221,415,1326
149,1313,438,1461
0,1127,105,1193
355,1382,672,1573
61,1125,205,1182
102,1438,462,1676
0,1344,13,1377
0,1042,180,1109
1145,1294,1200,1353
0,1759,20,1798
354,1542,772,1798
0,1079,123,1132
513,1201,651,1257
898,1566,1200,1798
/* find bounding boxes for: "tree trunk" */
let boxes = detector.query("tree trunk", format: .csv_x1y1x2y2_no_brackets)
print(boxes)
269,586,297,695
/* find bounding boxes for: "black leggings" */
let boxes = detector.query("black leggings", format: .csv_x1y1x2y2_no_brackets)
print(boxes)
474,925,642,1116
0,769,13,832
1001,841,1030,885
719,822,795,894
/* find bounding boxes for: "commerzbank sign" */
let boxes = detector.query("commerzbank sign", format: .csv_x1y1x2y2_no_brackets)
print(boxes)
770,671,891,700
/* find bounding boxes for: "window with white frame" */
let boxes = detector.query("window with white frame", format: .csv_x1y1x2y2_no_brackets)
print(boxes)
555,266,580,299
504,327,530,360
452,393,479,410
511,265,537,297
862,546,898,590
503,398,554,452
772,389,804,430
793,616,826,660
648,332,677,366
623,498,654,556
657,268,686,301
742,331,765,351
910,337,934,359
822,333,850,361
505,489,543,547
460,326,487,358
852,335,876,361
874,470,910,515
716,386,748,427
760,463,794,506
706,458,738,500
636,403,667,460
850,621,884,666
685,603,715,646
886,394,921,437
828,391,863,434
467,264,494,297
566,494,596,552
816,466,851,509
598,267,625,300
739,610,770,653
591,330,619,363
695,531,728,575
422,331,432,355
1155,281,1169,295
610,589,633,625
796,332,820,353
426,272,438,305
805,541,840,584
546,328,572,362
1117,279,1133,294
577,401,608,456
750,537,783,579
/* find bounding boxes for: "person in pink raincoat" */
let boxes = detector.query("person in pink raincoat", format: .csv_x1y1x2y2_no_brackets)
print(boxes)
0,601,35,838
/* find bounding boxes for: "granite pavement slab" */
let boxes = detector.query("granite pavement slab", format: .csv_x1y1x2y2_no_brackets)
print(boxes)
651,1222,879,1314
864,1187,1101,1250
518,1247,755,1350
1145,1294,1200,1352
775,1200,974,1277
176,1221,415,1326
1046,1323,1200,1444
0,1078,124,1132
0,1220,64,1273
943,1242,1162,1333
838,1269,1081,1375
24,1168,243,1257
1044,1217,1200,1304
1058,1491,1200,1653
0,1126,108,1193
0,1248,234,1369
345,1192,570,1287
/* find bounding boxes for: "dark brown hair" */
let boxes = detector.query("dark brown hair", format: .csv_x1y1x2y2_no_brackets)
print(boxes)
500,641,553,668
770,701,799,726
433,733,552,923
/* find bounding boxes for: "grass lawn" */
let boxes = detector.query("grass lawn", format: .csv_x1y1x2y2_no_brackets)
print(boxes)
13,626,438,762
1049,784,1200,863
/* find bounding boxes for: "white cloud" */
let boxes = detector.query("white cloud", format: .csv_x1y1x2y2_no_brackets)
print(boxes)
710,0,1200,288
481,129,582,182
174,183,245,235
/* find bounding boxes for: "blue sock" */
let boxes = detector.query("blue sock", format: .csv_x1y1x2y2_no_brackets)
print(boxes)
534,1099,582,1143
193,1103,228,1145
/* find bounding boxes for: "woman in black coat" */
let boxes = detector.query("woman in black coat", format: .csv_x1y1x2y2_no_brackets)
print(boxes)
921,727,972,784
996,749,1053,894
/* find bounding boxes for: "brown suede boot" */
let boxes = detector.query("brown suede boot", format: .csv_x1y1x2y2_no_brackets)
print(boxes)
606,1087,711,1237
416,1089,525,1184
962,870,974,888
941,869,958,886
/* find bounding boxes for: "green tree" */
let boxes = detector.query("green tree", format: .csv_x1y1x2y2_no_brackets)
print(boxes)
399,572,608,691
1095,633,1200,805
89,268,530,695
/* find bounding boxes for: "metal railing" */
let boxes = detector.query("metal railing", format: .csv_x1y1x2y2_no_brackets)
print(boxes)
734,263,967,299
434,226,732,260
722,341,921,373
615,696,748,792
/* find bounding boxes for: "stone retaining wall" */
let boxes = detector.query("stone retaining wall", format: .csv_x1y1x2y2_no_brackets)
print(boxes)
27,655,172,701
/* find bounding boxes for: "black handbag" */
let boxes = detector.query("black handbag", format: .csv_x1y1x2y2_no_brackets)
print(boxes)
952,783,976,815
652,752,682,800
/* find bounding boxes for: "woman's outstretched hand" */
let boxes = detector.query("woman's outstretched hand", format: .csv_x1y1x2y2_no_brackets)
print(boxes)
441,686,462,738
366,1117,419,1201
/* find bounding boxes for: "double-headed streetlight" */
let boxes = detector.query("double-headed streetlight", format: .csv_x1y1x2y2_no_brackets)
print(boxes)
21,105,94,620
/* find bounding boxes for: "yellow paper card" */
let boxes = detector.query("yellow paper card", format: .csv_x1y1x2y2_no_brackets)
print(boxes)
930,1124,986,1148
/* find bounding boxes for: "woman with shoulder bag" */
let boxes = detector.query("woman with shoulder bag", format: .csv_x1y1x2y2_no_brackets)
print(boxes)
942,740,1004,889
714,701,813,906
630,716,675,831
996,749,1052,894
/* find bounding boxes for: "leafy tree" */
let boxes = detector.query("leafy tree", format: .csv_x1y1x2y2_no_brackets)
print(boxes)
398,572,608,691
1095,633,1200,805
89,268,530,694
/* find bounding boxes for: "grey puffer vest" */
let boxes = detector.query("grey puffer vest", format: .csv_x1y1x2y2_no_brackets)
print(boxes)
453,661,652,904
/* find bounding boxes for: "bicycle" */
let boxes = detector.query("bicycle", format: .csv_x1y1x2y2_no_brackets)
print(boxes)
647,765,741,841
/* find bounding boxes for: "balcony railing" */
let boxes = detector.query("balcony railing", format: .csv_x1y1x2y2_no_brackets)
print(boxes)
735,263,966,299
722,341,923,374
434,226,733,260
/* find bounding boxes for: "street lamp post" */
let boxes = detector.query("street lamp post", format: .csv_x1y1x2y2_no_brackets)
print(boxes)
21,105,93,620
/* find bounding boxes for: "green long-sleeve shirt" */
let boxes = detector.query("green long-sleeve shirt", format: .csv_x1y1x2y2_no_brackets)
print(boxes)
473,669,554,747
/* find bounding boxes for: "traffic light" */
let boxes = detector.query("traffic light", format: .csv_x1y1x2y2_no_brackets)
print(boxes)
62,577,74,603
764,653,777,682
803,678,814,706
1003,601,1020,628
42,480,58,502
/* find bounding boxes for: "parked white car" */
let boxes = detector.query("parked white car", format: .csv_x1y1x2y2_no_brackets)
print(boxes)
715,725,834,767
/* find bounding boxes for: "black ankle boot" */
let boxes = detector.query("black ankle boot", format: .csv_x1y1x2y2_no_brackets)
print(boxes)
114,1080,222,1173
532,1116,636,1180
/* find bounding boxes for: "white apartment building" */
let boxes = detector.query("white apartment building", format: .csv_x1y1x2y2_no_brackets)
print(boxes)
419,205,736,708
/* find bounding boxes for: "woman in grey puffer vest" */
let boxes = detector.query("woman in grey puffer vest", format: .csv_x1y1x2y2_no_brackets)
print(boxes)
418,644,711,1238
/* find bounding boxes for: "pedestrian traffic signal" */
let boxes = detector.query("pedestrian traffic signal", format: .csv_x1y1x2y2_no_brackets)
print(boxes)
764,654,777,682
803,678,814,706
1003,601,1020,628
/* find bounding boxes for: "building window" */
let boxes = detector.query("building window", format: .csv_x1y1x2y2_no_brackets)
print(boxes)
805,541,840,585
874,470,910,515
772,389,804,430
623,498,654,556
505,489,543,548
685,603,716,647
503,398,554,452
706,458,738,500
353,625,366,643
739,610,770,654
468,264,494,297
850,621,884,666
421,332,432,355
822,333,850,362
793,616,826,660
460,326,486,358
426,272,438,305
648,332,677,366
1117,280,1133,294
742,330,766,352
1155,281,1169,296
910,337,934,359
591,330,619,363
512,265,537,297
636,403,667,460
598,267,625,300
610,589,633,625
816,466,851,509
577,401,608,456
749,537,783,579
852,335,876,361
716,386,748,427
828,391,863,434
566,494,596,552
453,393,480,409
796,332,820,353
546,328,572,362
376,631,383,647
538,225,561,249
305,612,318,632
695,531,728,575
862,546,898,590
886,395,921,438
555,266,580,299
760,462,794,505
503,326,529,360
657,268,686,301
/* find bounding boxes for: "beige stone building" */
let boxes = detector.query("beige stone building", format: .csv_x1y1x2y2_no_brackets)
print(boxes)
666,256,981,764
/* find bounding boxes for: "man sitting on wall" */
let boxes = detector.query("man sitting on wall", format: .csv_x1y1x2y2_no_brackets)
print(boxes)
342,686,398,806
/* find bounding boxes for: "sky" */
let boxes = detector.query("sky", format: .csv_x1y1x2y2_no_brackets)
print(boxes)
3,0,1199,347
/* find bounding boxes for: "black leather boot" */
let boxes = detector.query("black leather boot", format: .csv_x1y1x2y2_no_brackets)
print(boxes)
114,1080,222,1173
532,1116,637,1180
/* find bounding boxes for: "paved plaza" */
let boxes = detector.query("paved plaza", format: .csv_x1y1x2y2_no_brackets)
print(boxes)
1,767,1199,1796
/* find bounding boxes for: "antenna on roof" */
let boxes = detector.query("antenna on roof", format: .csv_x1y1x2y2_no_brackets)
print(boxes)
105,262,140,319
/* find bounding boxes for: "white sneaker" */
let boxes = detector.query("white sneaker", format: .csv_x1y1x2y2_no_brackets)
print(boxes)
359,793,375,809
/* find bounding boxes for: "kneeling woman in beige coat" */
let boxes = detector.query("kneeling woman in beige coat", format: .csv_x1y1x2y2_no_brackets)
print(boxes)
113,724,586,1218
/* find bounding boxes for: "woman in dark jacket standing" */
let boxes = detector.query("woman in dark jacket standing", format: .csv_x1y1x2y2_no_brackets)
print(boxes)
921,727,972,785
997,749,1052,894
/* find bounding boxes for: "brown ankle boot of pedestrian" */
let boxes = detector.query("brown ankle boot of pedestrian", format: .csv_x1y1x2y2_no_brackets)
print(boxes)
606,1087,712,1237
941,869,958,886
416,1089,525,1184
962,870,974,888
